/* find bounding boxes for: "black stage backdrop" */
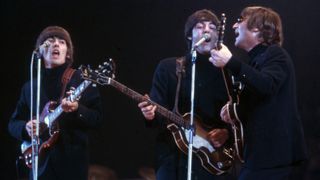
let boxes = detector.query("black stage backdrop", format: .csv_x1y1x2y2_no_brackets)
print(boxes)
1,0,319,179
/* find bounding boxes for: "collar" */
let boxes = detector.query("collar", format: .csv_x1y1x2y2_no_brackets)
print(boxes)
248,43,268,59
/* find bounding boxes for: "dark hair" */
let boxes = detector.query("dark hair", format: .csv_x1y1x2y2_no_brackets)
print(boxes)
241,6,283,46
35,26,74,65
184,9,219,50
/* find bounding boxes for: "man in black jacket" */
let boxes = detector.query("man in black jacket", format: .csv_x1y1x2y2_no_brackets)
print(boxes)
138,9,233,180
210,6,307,180
8,26,103,180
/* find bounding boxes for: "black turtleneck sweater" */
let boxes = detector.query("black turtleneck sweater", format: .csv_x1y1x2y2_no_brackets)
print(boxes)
8,63,103,179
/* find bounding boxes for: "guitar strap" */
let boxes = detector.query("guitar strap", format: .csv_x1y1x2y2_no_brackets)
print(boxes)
59,67,76,102
51,67,75,132
173,56,186,116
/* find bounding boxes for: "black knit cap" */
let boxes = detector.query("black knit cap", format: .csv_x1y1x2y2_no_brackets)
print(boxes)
184,9,219,39
35,26,74,65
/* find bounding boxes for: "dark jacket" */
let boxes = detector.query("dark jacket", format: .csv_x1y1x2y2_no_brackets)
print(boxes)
226,44,307,169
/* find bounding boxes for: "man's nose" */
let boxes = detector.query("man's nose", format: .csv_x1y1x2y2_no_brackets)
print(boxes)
233,23,238,29
204,25,211,33
52,39,59,46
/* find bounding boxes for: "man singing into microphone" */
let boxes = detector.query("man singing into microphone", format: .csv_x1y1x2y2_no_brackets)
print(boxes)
138,9,233,180
8,26,103,180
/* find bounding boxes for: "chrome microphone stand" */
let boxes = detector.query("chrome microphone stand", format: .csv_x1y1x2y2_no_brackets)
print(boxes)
30,50,42,180
186,48,197,180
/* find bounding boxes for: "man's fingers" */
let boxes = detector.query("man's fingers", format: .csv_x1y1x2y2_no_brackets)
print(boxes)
152,105,157,112
138,101,149,108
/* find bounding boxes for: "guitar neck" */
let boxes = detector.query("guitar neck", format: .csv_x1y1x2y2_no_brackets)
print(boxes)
45,80,92,126
222,67,241,104
108,78,186,128
216,13,237,103
221,68,232,99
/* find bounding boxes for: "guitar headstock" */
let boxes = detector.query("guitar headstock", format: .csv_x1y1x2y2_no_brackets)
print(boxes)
217,13,226,50
79,58,116,85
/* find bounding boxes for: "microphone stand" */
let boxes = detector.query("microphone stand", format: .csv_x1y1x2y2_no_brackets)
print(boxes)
30,51,41,180
187,48,197,180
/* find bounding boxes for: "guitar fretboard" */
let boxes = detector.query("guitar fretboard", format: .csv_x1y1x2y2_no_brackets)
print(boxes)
217,14,237,103
108,78,187,128
44,80,92,126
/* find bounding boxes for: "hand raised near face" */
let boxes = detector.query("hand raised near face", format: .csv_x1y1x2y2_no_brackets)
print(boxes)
209,44,232,68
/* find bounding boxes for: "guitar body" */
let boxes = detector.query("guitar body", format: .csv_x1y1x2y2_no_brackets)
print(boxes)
21,132,59,169
167,113,234,175
21,101,60,169
221,68,245,163
227,103,244,163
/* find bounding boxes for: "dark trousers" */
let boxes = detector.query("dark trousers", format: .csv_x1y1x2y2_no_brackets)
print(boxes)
238,166,292,180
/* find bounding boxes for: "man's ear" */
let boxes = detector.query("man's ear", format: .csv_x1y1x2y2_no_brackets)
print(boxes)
252,28,260,37
251,28,264,42
251,27,259,33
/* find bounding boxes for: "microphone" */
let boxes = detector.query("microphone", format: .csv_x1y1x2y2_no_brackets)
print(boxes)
34,41,51,52
193,34,211,49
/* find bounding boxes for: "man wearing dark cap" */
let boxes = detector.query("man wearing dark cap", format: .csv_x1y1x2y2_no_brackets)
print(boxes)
8,26,103,179
138,9,233,179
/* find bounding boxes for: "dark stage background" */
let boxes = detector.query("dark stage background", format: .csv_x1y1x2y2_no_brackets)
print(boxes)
1,0,319,179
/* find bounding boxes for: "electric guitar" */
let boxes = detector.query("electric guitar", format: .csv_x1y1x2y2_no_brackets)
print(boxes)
217,13,244,163
20,66,106,169
81,59,234,175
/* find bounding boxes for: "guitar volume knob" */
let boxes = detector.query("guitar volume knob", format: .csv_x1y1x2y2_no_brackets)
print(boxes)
217,162,224,168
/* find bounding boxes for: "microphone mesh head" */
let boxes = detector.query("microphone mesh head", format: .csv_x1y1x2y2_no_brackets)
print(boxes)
204,34,211,42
